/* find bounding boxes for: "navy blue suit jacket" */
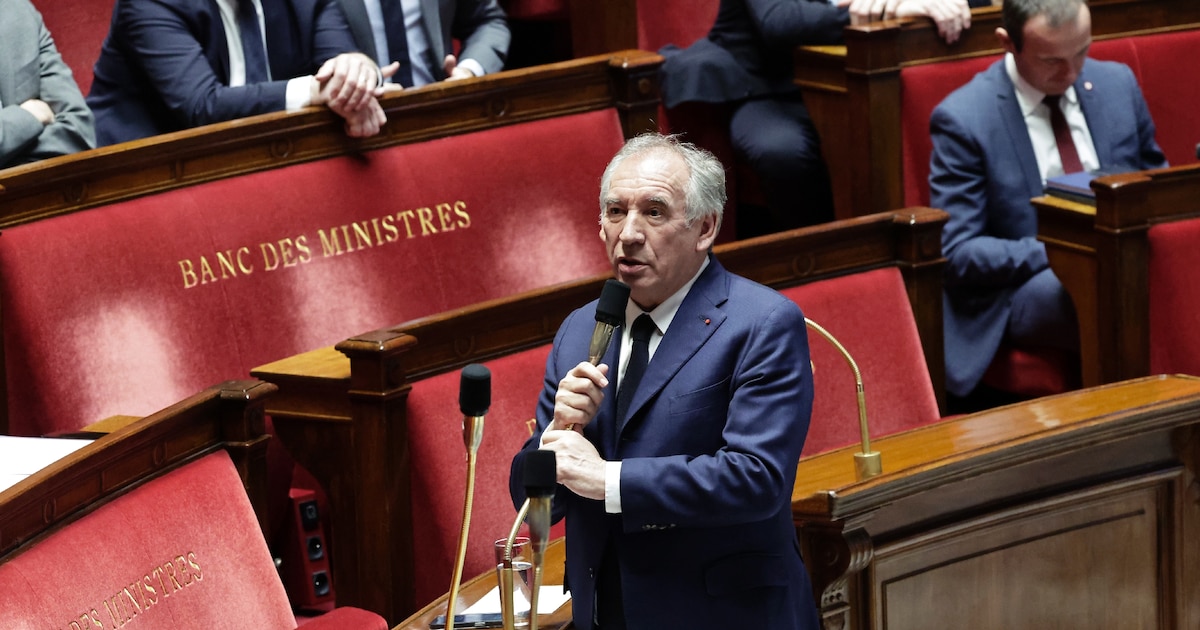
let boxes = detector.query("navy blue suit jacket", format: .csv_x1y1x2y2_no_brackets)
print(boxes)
659,0,847,109
929,57,1166,396
88,0,359,146
510,258,819,630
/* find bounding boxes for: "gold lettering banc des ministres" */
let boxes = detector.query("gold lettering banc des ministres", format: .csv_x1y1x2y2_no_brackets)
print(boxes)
177,201,472,289
66,551,203,629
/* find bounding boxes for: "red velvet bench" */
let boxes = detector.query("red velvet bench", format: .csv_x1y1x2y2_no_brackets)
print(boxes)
251,206,950,622
0,380,388,629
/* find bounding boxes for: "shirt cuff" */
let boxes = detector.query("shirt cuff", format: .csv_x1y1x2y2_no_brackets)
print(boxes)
604,460,622,514
458,58,486,78
285,76,316,112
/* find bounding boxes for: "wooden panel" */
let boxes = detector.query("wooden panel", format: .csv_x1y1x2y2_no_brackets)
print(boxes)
0,51,664,230
1037,163,1200,387
874,474,1168,629
794,374,1200,630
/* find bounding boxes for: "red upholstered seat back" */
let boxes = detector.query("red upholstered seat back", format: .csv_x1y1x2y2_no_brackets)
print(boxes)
1114,29,1200,167
900,55,997,207
638,0,718,52
779,267,941,457
0,451,297,629
404,344,565,607
1147,217,1200,376
30,0,106,97
0,109,621,436
499,0,565,20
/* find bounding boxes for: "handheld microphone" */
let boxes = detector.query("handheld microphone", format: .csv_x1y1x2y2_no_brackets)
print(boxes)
522,450,556,630
446,364,491,630
589,279,630,365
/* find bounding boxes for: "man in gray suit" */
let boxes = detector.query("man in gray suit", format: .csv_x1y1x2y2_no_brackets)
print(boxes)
929,0,1166,402
1,0,94,168
337,0,509,87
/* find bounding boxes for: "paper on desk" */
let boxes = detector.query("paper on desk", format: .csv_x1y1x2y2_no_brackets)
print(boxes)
462,586,571,616
0,436,93,493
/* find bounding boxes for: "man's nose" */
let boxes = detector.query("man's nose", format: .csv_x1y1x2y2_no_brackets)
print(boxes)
619,212,644,242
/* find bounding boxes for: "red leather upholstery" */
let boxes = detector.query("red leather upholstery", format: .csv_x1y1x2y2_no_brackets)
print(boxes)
900,55,996,207
0,450,386,629
780,268,941,457
30,0,106,97
637,0,718,52
404,344,566,607
1148,217,1200,376
1120,30,1200,167
0,109,621,437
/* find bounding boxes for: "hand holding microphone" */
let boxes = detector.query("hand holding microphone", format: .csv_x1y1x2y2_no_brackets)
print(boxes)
589,279,631,364
560,280,630,433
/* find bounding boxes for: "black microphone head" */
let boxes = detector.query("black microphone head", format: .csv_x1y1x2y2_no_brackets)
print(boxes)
522,449,557,498
459,363,491,416
596,279,630,327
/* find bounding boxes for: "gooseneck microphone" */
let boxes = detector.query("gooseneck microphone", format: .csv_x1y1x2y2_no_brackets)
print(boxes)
589,279,631,364
446,364,491,630
523,450,557,630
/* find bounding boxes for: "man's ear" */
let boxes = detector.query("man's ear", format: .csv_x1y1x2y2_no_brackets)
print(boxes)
694,215,719,252
996,27,1016,54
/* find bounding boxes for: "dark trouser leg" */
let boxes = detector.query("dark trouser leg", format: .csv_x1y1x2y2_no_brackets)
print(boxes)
729,94,834,237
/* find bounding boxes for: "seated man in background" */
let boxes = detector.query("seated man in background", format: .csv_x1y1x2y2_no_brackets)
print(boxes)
337,0,509,87
88,0,393,146
929,0,1166,405
1,0,95,168
660,0,985,238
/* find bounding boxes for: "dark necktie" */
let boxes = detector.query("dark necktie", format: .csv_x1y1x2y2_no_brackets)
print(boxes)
1044,94,1083,174
616,314,655,420
381,0,414,87
236,0,269,84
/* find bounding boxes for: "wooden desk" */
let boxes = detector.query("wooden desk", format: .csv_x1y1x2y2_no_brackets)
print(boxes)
0,380,275,553
392,537,574,630
1036,164,1200,387
794,0,1200,218
798,374,1200,629
395,376,1200,629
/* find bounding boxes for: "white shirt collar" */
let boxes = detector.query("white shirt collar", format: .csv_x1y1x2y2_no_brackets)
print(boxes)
1005,52,1079,118
623,256,710,337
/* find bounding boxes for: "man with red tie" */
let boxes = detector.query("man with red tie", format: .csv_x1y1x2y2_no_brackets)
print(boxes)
929,0,1167,406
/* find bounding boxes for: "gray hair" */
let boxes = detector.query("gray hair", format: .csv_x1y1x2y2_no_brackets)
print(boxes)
598,133,726,229
1003,0,1087,52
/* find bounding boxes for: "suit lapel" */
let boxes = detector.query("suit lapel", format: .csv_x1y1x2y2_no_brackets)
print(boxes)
339,0,378,60
617,260,729,437
420,0,444,78
1074,61,1112,167
994,65,1044,199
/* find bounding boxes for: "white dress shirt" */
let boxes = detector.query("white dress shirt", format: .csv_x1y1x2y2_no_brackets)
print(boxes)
1005,52,1101,182
214,0,315,111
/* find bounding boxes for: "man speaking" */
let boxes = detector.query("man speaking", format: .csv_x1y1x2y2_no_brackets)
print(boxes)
510,134,820,630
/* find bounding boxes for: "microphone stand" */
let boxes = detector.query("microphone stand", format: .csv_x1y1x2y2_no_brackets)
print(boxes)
447,365,490,630
805,318,882,480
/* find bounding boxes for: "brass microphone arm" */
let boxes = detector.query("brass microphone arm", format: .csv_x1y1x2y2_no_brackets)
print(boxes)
446,414,485,630
804,318,882,480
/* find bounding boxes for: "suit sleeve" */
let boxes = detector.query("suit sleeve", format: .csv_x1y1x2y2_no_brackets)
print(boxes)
619,298,813,529
930,103,1049,290
1124,65,1168,170
0,2,94,167
116,0,289,129
746,0,849,48
450,0,510,75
